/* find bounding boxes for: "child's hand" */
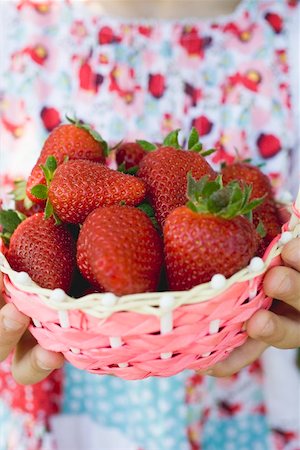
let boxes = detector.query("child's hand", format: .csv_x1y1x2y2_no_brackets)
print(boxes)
202,237,300,377
0,274,64,384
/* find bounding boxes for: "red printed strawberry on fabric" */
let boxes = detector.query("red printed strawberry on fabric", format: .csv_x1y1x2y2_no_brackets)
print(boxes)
138,128,216,228
31,156,147,224
221,162,282,255
264,12,283,34
77,205,164,296
27,117,108,204
0,211,76,292
257,133,281,159
164,175,263,291
40,106,61,132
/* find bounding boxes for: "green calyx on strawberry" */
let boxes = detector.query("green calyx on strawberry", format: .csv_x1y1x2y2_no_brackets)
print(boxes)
186,173,266,227
0,209,26,246
137,128,217,228
30,155,61,224
138,127,216,156
65,115,109,157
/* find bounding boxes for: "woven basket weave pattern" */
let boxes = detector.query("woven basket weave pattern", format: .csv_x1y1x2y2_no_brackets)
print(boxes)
1,199,299,380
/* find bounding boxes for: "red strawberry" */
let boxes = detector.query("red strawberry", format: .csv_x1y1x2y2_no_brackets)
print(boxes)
257,133,281,159
36,159,147,224
115,141,146,171
221,162,281,255
164,176,262,290
138,129,216,227
77,205,164,295
2,211,76,292
27,118,107,204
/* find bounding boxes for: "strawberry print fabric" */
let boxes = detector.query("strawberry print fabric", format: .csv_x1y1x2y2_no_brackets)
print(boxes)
0,0,299,449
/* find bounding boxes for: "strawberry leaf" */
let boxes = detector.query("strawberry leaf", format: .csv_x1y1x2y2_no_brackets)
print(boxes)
0,209,26,244
200,148,216,157
44,199,54,219
117,162,126,173
10,179,26,201
136,140,157,152
162,129,181,149
24,196,34,210
31,184,48,200
126,166,139,175
45,155,57,173
189,143,203,153
40,156,58,186
117,163,139,175
137,202,159,230
256,219,266,238
188,127,199,149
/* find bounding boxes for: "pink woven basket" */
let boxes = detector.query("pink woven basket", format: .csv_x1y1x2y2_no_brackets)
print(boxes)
1,195,299,380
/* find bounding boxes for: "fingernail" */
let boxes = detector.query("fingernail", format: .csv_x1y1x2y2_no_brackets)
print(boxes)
37,359,53,371
3,317,24,331
259,318,275,337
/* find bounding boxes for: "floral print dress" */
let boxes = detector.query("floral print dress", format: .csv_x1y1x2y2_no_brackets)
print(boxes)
0,1,299,449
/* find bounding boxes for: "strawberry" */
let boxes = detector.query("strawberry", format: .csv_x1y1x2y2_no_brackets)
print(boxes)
27,117,108,204
164,175,262,290
32,157,147,224
115,141,146,171
77,205,164,296
0,211,76,292
221,162,281,255
138,128,216,227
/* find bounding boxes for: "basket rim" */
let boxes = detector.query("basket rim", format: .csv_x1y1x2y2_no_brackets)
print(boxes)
1,222,299,318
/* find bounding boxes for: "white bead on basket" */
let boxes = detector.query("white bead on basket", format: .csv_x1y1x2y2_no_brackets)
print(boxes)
102,293,128,368
160,294,175,360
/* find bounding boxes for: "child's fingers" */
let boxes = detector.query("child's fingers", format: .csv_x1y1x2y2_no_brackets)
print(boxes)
0,303,30,362
281,238,300,272
200,339,268,377
12,341,64,385
246,309,300,349
263,266,300,310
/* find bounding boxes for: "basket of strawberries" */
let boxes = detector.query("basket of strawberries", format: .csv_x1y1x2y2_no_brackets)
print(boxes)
0,120,299,380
